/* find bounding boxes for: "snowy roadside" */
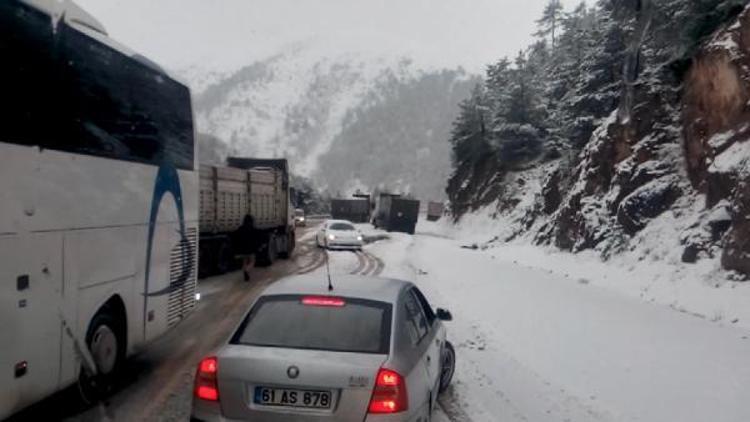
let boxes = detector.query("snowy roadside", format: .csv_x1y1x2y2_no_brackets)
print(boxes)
419,210,750,333
364,222,750,422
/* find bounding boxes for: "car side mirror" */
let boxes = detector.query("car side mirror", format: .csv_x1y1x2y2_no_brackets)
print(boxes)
436,308,452,321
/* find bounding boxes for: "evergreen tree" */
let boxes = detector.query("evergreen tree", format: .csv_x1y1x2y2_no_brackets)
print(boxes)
447,83,493,207
535,0,565,49
557,0,627,148
492,49,547,165
449,84,491,172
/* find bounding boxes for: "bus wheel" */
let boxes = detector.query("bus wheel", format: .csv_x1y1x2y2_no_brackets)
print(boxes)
79,311,124,404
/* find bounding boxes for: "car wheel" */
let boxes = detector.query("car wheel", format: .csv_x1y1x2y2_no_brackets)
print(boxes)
438,341,455,394
78,311,124,404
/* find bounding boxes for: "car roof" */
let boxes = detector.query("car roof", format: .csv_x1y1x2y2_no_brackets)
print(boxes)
261,274,412,304
326,219,355,225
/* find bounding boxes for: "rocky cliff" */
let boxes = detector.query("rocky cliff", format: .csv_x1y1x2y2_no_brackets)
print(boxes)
449,2,750,277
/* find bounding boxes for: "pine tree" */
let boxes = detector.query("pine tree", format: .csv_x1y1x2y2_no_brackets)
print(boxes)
449,84,491,171
492,50,547,165
555,0,627,148
535,0,565,49
447,84,493,208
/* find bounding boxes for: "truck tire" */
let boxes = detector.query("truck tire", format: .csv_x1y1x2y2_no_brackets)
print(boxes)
257,234,276,267
278,232,294,259
215,239,233,275
268,235,277,264
198,241,212,279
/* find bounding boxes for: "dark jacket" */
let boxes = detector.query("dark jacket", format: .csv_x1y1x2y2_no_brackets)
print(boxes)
232,216,261,255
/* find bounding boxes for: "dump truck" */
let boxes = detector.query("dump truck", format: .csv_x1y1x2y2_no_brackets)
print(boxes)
373,194,420,234
330,198,371,223
427,201,445,221
199,158,295,276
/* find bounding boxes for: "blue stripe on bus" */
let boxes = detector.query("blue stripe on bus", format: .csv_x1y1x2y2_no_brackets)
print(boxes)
142,164,195,304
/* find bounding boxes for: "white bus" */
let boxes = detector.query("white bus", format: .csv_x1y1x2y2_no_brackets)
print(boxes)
0,1,199,418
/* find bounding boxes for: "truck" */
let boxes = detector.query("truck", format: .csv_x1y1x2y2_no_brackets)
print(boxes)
373,194,420,234
427,201,445,221
199,158,295,276
330,198,371,223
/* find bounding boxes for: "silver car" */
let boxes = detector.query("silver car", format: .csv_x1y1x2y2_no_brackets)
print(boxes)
191,275,455,422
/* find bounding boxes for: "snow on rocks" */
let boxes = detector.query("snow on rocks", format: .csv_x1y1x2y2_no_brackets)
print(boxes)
709,138,750,175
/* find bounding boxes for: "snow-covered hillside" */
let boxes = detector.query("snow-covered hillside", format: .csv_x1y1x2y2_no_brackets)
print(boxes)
187,44,477,199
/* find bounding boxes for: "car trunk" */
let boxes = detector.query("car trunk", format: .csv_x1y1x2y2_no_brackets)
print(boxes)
218,345,387,421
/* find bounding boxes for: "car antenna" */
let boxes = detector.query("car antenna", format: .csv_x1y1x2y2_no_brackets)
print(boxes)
324,249,334,291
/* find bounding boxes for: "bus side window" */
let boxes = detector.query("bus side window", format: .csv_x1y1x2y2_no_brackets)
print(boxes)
56,22,194,170
0,2,59,148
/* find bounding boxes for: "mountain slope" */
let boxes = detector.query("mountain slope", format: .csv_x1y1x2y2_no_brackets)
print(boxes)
445,1,750,276
192,46,476,199
317,69,477,200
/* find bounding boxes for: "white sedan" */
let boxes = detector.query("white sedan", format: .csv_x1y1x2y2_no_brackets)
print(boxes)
316,220,364,250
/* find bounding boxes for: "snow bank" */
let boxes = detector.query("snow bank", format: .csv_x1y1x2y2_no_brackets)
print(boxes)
373,228,750,422
411,235,750,422
416,200,750,332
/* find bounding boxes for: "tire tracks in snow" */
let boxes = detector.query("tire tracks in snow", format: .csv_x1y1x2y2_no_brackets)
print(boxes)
295,242,327,275
349,249,384,276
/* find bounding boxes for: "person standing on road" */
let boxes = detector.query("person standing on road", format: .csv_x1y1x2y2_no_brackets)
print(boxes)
233,215,260,282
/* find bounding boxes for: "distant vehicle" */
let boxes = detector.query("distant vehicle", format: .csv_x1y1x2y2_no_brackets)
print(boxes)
316,220,364,250
199,158,295,276
1,0,198,418
294,208,306,227
331,198,370,223
373,194,420,235
427,202,444,222
191,275,455,422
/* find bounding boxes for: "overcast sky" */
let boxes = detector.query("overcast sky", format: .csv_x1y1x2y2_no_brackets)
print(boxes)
75,0,582,74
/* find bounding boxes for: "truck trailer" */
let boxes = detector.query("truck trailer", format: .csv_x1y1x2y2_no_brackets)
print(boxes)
373,194,420,234
199,158,295,276
427,201,445,221
330,198,370,223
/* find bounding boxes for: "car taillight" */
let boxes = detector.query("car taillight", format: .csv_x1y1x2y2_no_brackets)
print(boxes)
194,356,219,401
368,368,408,413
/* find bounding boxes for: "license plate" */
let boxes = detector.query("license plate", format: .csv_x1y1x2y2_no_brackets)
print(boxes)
254,386,333,409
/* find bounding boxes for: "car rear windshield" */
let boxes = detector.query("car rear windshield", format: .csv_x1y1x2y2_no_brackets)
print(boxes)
330,223,355,231
231,295,392,354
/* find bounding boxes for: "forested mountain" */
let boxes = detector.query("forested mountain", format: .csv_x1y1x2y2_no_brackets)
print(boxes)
318,70,477,200
191,47,475,200
447,0,750,275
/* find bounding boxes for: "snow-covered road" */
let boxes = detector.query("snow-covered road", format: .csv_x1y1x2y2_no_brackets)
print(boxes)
363,225,750,422
20,221,748,422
